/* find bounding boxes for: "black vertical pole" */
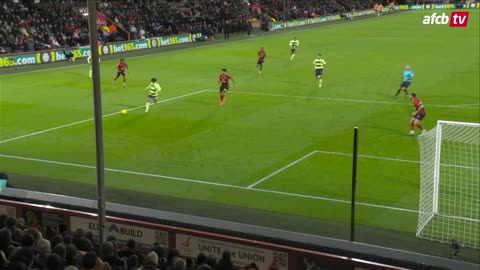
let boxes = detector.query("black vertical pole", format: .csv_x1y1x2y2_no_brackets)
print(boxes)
87,0,106,244
350,127,359,242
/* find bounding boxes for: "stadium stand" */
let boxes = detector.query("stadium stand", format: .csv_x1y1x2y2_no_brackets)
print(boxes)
0,0,89,53
0,0,383,54
0,212,250,270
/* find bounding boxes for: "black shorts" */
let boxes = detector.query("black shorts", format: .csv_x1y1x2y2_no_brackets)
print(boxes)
257,60,264,66
315,69,323,77
148,95,157,99
291,47,297,54
117,71,126,77
414,114,425,121
219,86,228,93
400,81,411,88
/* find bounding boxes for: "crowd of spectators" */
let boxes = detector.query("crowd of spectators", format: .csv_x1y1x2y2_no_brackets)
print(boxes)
0,0,89,54
0,0,380,54
254,0,377,20
0,214,267,270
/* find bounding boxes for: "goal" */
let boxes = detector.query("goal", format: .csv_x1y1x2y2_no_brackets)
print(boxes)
416,120,480,249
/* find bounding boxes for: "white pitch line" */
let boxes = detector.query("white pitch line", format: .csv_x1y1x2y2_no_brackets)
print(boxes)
247,151,318,189
0,90,207,145
451,103,480,108
438,214,480,223
315,150,479,170
205,90,479,109
314,150,420,164
0,154,242,189
0,153,418,214
250,187,419,213
247,150,419,189
248,149,479,191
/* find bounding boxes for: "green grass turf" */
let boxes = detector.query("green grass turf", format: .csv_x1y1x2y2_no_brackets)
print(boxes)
0,11,479,262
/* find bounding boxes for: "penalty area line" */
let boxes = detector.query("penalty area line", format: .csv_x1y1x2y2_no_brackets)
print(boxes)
247,151,317,189
0,153,418,214
204,90,479,109
0,90,207,145
247,150,419,189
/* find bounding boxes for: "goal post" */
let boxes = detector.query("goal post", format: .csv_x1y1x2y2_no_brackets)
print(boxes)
416,120,480,249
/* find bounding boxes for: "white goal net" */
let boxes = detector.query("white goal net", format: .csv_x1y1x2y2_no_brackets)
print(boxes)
416,120,480,249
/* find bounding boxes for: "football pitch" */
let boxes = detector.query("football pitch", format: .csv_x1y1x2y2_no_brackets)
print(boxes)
0,11,479,261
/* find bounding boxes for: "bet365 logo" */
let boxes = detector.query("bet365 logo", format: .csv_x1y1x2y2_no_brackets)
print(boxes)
423,12,469,27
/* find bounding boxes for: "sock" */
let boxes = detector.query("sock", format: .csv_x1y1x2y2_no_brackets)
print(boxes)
403,89,409,95
89,70,92,78
410,122,414,130
221,96,225,103
319,79,323,86
290,54,295,61
145,102,150,111
154,97,158,104
394,89,401,97
417,123,424,130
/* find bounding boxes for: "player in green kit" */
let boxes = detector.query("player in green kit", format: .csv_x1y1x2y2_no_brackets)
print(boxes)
87,56,92,78
289,37,300,61
145,78,162,112
312,54,327,87
87,56,100,78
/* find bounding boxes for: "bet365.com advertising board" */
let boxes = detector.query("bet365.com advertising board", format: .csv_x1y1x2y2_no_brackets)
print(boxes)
0,33,205,69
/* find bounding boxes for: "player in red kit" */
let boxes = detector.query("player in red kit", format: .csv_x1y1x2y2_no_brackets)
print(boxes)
218,68,235,105
409,93,427,136
257,47,266,74
113,58,128,88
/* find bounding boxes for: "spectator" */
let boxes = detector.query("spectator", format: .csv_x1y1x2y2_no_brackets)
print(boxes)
20,234,35,248
45,253,64,270
76,237,95,252
65,244,78,267
35,238,51,269
173,257,187,270
100,241,116,264
127,254,139,270
51,244,67,261
242,262,259,270
50,234,63,249
214,251,233,270
144,251,159,269
205,255,217,269
81,250,98,270
117,239,136,258
195,252,207,268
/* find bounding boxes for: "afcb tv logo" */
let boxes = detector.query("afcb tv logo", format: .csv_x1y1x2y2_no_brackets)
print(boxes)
423,12,469,27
